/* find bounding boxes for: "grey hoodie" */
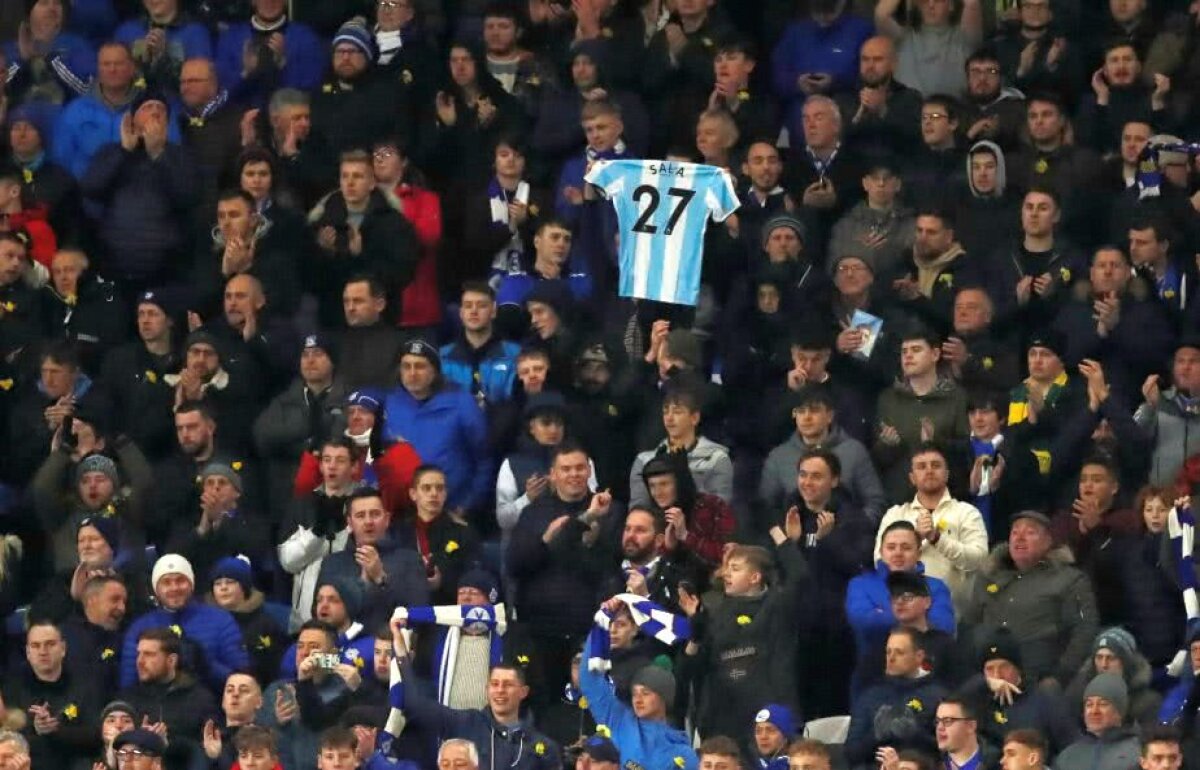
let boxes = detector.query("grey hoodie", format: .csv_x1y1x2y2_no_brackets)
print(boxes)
966,139,1008,197
629,436,732,509
760,425,886,522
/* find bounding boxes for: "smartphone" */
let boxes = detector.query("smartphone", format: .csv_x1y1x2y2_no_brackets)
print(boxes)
313,653,340,670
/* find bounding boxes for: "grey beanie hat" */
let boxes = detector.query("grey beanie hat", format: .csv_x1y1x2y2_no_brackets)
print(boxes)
1084,672,1129,717
631,664,676,705
761,213,807,248
200,461,243,493
1093,627,1138,671
76,453,120,486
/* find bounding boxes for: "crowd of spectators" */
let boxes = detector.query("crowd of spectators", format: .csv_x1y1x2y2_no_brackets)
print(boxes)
2,0,1200,769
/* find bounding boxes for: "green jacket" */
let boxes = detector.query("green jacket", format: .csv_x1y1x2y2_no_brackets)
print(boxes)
963,544,1099,684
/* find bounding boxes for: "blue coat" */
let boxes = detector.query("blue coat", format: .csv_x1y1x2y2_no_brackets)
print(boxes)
215,21,325,102
440,338,521,406
845,561,956,666
383,384,491,511
113,19,214,67
120,600,249,690
579,633,698,770
53,89,183,178
770,14,874,133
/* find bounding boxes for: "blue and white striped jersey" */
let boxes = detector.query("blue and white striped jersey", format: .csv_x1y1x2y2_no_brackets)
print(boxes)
586,159,739,306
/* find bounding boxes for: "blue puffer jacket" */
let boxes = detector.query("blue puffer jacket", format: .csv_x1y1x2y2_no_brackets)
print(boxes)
439,337,520,406
113,18,214,64
215,21,324,102
53,87,183,178
845,561,956,670
383,384,490,510
579,631,698,770
120,600,249,690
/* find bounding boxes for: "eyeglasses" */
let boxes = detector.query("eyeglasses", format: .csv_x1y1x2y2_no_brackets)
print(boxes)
836,263,867,274
373,149,397,159
116,750,155,763
968,67,1000,76
921,112,949,122
934,717,971,727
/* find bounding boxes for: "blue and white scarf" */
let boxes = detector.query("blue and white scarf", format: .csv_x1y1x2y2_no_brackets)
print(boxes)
586,139,628,164
184,89,229,126
585,594,690,673
1170,504,1198,621
392,604,507,705
1165,503,1199,678
488,177,531,226
1137,141,1200,200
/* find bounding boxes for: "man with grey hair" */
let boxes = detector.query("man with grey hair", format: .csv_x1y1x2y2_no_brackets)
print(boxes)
0,731,30,770
437,739,479,770
788,94,861,246
241,87,334,208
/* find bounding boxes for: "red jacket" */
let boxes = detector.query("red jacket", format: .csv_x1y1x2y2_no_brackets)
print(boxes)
9,205,57,268
293,440,423,514
394,182,442,329
684,493,736,565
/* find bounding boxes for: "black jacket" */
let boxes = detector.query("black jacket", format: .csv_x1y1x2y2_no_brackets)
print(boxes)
507,493,614,637
38,273,128,375
315,533,431,631
338,321,409,391
394,513,483,605
97,340,181,461
311,68,416,156
308,188,420,329
5,666,102,770
180,97,243,220
119,672,218,763
192,220,302,319
62,616,126,695
207,589,286,686
684,541,809,740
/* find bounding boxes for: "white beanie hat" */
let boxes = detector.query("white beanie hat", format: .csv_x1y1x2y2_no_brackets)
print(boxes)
152,554,195,588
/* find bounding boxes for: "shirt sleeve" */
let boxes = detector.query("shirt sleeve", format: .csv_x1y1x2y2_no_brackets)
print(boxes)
704,168,741,223
585,159,624,199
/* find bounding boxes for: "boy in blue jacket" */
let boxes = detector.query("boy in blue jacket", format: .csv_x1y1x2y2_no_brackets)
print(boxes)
845,521,955,692
580,597,698,770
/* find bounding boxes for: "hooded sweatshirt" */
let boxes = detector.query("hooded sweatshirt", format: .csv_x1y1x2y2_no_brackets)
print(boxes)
957,140,1019,271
